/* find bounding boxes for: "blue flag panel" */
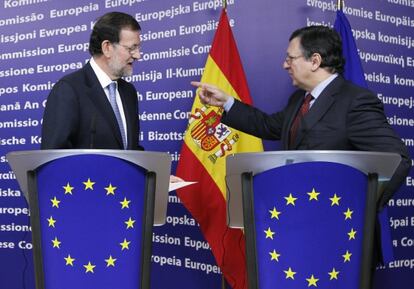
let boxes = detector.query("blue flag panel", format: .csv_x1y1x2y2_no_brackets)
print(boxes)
36,154,147,289
334,10,368,88
253,162,367,289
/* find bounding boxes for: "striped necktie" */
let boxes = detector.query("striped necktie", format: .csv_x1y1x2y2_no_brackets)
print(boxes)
289,93,313,148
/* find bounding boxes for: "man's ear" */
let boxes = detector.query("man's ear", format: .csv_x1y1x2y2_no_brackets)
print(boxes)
310,53,322,72
101,40,112,58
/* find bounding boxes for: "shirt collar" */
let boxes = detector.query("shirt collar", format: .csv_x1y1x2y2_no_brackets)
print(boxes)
309,73,338,100
90,57,114,89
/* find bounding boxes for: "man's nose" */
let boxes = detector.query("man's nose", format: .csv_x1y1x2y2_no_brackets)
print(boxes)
132,50,141,60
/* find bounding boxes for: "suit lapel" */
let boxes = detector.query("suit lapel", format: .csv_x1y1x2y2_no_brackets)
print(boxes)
292,76,344,148
83,63,124,148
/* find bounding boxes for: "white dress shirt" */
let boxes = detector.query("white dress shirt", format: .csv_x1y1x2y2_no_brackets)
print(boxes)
89,57,128,146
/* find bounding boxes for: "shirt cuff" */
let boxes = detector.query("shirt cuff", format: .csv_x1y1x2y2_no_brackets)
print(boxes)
223,96,235,112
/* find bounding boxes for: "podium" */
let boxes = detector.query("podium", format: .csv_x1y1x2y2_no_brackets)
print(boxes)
225,151,401,289
7,149,171,289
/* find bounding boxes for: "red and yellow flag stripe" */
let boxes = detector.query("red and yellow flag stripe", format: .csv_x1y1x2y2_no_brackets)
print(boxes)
177,9,262,289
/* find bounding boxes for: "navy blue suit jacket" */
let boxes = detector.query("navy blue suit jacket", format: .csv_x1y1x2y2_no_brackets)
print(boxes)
41,62,143,150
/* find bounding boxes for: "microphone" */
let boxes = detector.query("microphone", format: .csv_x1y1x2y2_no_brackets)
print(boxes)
89,114,96,149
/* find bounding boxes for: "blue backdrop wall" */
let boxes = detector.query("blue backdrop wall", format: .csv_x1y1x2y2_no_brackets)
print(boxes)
0,0,412,288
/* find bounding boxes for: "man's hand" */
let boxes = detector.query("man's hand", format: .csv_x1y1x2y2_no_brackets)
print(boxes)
191,81,230,107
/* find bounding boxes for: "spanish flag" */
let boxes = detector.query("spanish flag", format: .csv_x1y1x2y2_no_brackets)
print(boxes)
176,9,263,289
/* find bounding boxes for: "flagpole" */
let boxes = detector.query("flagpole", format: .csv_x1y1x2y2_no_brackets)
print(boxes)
221,4,228,289
337,0,344,10
220,3,227,283
220,4,227,287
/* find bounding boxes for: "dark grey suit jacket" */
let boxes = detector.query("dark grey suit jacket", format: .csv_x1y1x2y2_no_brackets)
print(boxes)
41,62,143,150
222,76,410,207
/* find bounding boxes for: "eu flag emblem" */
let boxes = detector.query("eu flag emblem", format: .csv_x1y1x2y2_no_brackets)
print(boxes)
35,154,147,289
252,162,367,289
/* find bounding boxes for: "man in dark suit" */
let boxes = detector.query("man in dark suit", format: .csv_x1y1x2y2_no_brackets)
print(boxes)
192,25,410,210
192,26,411,287
41,12,143,150
193,25,411,280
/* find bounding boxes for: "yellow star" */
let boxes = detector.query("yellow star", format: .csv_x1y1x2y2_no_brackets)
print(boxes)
269,250,280,261
64,255,75,266
284,267,296,280
125,217,136,229
104,183,117,195
52,237,61,248
307,188,320,201
120,197,131,209
343,250,352,262
284,193,297,206
50,196,60,208
306,274,319,287
84,261,96,273
47,216,56,227
328,268,340,280
269,207,281,220
329,194,341,206
264,227,275,240
120,238,131,250
344,208,353,220
348,228,357,240
63,183,74,194
83,178,95,190
105,255,117,267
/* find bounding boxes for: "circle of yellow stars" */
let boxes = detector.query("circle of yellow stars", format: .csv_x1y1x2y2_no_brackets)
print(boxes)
47,178,137,274
264,188,357,287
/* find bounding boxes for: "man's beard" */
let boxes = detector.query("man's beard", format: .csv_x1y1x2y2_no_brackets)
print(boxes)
109,57,133,78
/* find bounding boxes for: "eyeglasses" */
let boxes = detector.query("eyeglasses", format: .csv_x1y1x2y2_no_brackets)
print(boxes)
284,54,304,65
115,43,142,54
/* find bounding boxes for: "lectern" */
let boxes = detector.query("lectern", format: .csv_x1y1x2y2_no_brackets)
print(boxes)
225,151,401,289
7,150,171,289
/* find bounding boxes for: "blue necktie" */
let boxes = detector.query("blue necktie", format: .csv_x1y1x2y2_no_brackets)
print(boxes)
108,82,127,149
